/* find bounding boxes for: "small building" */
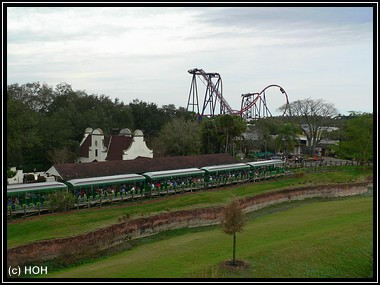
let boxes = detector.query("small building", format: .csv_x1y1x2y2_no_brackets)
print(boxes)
77,127,153,163
315,139,339,156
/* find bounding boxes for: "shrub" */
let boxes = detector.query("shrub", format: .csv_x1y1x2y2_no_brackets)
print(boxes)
46,191,76,212
7,169,17,178
26,174,36,182
37,175,47,182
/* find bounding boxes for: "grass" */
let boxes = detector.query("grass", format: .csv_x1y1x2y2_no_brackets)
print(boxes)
42,194,373,278
7,166,372,248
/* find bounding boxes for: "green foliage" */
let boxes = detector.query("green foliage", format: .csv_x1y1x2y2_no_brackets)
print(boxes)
200,115,247,155
7,82,195,169
200,118,221,154
7,82,55,113
274,122,300,155
252,117,282,135
152,117,202,156
241,117,284,155
7,169,17,178
338,114,373,164
128,100,196,142
46,191,76,212
7,96,42,166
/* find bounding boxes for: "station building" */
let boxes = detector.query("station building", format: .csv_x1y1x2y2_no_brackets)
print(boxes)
46,153,238,181
77,127,153,163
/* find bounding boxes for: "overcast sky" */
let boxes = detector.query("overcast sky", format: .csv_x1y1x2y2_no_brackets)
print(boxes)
7,7,373,115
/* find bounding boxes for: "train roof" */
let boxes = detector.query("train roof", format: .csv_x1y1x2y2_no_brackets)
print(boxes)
7,181,67,194
144,168,205,179
201,163,250,173
66,174,146,188
246,159,285,167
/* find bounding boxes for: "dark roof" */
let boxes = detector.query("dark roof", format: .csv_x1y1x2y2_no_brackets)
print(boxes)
79,134,133,161
80,135,91,158
52,154,238,181
105,135,133,160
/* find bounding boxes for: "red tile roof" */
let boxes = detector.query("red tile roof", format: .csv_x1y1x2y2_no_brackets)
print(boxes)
52,154,238,181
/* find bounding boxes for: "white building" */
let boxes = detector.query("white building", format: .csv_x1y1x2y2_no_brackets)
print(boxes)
76,127,153,163
7,167,24,184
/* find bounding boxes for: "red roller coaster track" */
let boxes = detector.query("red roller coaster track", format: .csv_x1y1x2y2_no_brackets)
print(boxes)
186,68,291,120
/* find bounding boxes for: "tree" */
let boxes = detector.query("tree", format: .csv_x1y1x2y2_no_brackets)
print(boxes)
274,123,300,157
221,200,245,266
7,96,42,167
279,98,338,155
46,191,76,212
200,115,247,155
7,168,17,178
7,81,196,169
129,99,166,141
338,113,373,165
216,115,247,156
47,147,77,164
152,117,202,156
7,82,55,113
249,117,282,156
200,118,220,154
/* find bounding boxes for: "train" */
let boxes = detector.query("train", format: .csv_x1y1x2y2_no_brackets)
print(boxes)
7,159,285,215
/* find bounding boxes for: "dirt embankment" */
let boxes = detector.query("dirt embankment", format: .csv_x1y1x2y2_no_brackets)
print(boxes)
7,182,371,267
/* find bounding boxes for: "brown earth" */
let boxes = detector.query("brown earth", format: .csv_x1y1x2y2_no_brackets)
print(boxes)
7,181,371,267
220,260,250,270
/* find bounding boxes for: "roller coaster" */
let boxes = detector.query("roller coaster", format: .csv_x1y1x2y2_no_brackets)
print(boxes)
186,68,291,120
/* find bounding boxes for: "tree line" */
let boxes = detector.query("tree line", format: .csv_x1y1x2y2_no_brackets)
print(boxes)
7,82,248,171
7,82,195,171
248,100,373,164
7,82,373,172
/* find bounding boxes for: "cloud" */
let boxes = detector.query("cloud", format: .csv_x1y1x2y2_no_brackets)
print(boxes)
6,7,373,114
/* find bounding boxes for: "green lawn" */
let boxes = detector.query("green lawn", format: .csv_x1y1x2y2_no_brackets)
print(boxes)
43,195,373,278
7,166,372,248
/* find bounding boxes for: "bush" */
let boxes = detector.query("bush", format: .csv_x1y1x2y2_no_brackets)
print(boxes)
7,169,17,178
27,174,36,182
37,175,46,182
46,191,75,212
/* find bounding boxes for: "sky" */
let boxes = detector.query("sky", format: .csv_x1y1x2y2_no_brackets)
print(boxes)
7,6,374,115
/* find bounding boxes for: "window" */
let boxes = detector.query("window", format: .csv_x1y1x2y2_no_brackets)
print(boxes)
95,140,98,147
95,149,98,157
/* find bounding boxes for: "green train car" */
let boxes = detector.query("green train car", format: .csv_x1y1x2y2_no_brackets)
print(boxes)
201,163,251,186
7,181,68,211
7,159,286,218
143,168,206,194
246,159,285,179
66,174,146,203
